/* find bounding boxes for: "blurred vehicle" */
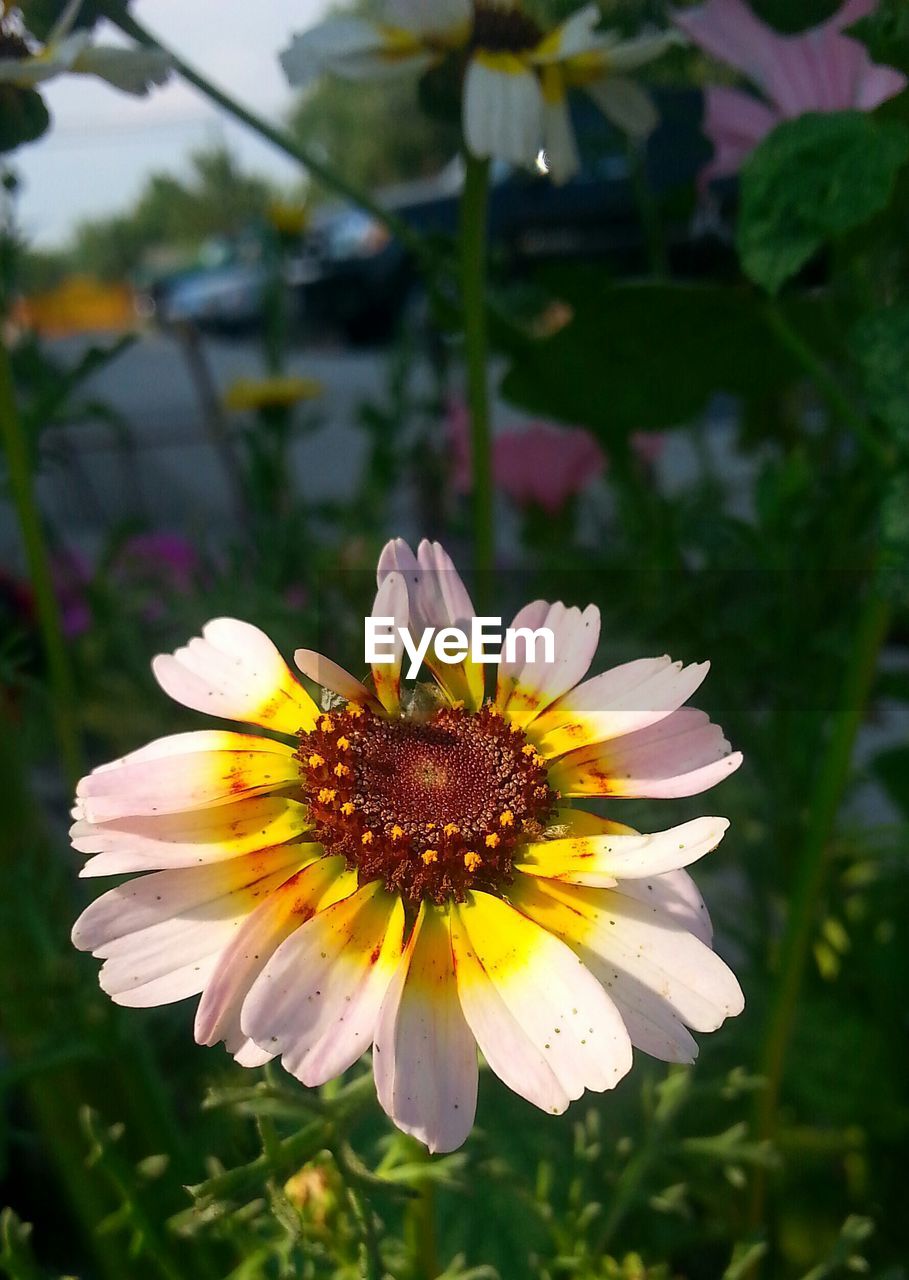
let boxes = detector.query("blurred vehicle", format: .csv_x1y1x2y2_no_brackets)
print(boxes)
148,231,316,335
301,87,734,344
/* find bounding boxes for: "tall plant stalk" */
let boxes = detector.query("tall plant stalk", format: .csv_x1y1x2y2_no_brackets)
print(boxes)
0,342,82,785
460,154,494,584
749,585,890,1230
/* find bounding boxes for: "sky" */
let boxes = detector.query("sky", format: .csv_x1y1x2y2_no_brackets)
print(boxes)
12,0,332,246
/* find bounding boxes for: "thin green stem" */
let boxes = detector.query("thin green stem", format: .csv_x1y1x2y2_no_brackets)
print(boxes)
749,587,891,1231
0,342,82,786
102,6,427,268
627,139,666,279
762,303,891,465
460,154,494,587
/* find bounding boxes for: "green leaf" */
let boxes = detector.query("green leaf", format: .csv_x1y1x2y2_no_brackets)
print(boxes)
849,0,909,75
0,88,50,155
737,111,909,294
852,304,909,444
498,272,835,439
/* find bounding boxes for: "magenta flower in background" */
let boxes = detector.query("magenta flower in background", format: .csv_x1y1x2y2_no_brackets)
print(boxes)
111,533,200,597
494,422,607,516
673,0,907,186
446,397,607,515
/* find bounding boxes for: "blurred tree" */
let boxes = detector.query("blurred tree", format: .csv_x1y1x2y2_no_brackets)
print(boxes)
65,145,276,280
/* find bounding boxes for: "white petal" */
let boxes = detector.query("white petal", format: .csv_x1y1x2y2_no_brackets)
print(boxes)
586,75,658,138
615,868,713,946
294,649,374,704
153,618,318,735
551,705,743,798
384,0,471,41
514,876,743,1034
73,796,312,875
370,571,409,715
516,816,730,885
531,655,711,757
496,600,600,727
280,18,431,87
464,54,544,169
195,855,354,1055
72,845,309,1008
374,904,477,1153
534,4,602,63
73,44,171,95
542,95,582,184
241,881,405,1086
451,892,632,1114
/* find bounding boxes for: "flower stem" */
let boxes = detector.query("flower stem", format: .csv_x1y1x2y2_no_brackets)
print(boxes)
762,303,891,465
460,154,494,588
0,341,82,786
749,585,890,1229
101,6,427,268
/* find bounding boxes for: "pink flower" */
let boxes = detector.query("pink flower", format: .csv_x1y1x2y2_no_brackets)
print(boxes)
445,397,607,515
111,533,199,596
673,0,907,185
494,422,607,515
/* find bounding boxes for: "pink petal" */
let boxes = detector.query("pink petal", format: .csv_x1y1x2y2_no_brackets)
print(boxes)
550,705,743,798
373,904,478,1153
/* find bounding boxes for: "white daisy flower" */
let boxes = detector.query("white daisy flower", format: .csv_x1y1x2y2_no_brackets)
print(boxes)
281,1,677,183
0,0,170,97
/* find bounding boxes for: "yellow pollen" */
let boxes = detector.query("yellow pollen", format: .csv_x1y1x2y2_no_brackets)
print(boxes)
443,823,460,838
361,831,374,846
320,716,334,732
425,821,437,831
340,801,355,816
485,833,501,849
336,736,350,750
464,851,482,872
422,849,438,864
499,810,515,827
509,724,522,734
333,762,350,778
317,788,336,804
346,702,364,717
521,743,536,756
307,753,325,768
390,825,405,841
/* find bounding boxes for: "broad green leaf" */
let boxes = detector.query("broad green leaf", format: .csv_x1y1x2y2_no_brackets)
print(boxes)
0,88,50,155
852,304,909,444
737,112,909,295
849,0,909,75
498,271,836,439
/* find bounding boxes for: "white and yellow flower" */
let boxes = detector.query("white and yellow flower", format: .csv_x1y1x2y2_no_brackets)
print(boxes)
281,1,676,183
71,539,744,1153
0,0,170,96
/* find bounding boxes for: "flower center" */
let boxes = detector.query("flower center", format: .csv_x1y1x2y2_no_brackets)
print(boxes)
471,2,543,54
298,703,555,904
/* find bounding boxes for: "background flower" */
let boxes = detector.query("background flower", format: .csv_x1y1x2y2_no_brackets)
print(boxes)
674,0,907,185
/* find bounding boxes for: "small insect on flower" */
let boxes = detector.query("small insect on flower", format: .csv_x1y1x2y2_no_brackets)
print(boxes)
71,539,744,1153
